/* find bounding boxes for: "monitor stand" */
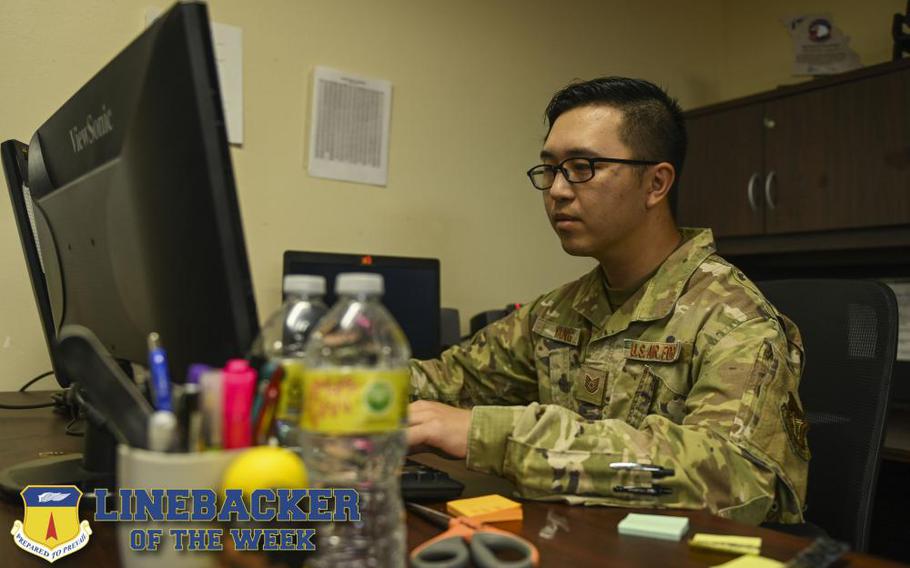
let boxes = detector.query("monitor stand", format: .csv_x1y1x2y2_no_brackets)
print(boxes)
0,326,152,501
0,416,115,498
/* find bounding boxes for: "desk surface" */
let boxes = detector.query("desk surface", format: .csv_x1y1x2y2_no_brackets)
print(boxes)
0,391,904,568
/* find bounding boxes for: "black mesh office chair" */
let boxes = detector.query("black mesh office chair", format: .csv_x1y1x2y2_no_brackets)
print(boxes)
757,279,898,551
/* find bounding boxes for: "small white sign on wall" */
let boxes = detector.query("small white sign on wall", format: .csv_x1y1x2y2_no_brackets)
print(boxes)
307,67,392,186
145,7,244,145
782,13,861,76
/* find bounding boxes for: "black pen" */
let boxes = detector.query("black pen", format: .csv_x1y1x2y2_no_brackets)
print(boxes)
610,462,675,479
181,364,208,452
613,484,672,496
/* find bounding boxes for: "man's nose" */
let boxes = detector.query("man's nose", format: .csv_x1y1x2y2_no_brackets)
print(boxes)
547,168,575,200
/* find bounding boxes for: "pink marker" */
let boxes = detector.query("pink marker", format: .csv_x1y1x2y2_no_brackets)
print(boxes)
222,359,256,448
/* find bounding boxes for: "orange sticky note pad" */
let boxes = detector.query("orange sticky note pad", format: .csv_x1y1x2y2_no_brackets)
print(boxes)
446,494,523,523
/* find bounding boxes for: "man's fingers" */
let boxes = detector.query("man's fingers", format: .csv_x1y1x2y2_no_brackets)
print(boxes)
406,422,431,449
409,400,436,411
408,400,441,424
407,407,433,425
406,401,470,458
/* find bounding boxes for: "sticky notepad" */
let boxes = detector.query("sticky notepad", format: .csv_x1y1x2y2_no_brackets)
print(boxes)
689,533,762,555
617,513,689,541
712,556,783,568
446,494,523,523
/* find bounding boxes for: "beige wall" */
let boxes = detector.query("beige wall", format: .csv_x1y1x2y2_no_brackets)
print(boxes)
0,0,900,390
716,0,904,101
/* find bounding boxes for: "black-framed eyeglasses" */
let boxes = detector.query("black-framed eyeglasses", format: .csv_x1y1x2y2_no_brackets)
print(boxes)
526,156,660,190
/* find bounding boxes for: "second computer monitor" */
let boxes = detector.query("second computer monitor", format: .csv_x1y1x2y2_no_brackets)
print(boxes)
283,251,441,360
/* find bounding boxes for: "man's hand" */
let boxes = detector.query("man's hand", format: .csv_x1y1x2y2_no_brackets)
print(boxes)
407,400,471,458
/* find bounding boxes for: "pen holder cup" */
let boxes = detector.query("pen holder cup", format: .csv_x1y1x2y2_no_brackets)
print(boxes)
115,445,241,568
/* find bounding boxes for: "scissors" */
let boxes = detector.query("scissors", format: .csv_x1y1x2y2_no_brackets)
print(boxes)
407,502,540,568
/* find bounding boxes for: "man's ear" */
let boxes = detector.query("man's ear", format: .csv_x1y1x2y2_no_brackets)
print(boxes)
645,162,675,209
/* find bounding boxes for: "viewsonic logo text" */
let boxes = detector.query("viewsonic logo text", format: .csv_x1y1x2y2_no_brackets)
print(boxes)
69,106,113,152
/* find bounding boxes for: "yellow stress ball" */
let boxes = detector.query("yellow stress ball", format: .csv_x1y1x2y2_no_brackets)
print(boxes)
221,446,308,500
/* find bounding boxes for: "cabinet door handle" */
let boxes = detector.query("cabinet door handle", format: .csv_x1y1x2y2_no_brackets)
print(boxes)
747,172,760,212
764,170,777,210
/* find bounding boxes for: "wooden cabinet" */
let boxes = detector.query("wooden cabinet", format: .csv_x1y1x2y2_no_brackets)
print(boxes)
678,59,910,246
678,105,764,237
762,86,837,234
828,69,910,230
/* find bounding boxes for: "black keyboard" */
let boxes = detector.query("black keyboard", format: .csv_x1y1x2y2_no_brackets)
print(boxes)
401,459,464,501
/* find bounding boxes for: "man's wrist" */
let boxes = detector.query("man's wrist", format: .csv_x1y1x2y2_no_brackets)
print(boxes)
466,405,525,475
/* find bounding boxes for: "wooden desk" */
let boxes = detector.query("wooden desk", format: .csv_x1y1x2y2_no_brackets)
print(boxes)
0,391,904,567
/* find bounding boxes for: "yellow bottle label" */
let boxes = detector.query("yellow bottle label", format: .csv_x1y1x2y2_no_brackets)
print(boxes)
301,369,409,434
275,360,305,421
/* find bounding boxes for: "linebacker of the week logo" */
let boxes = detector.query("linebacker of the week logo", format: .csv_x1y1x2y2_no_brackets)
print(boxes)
10,485,92,563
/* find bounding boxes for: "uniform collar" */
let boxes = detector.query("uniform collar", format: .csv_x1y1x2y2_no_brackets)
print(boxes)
571,227,716,338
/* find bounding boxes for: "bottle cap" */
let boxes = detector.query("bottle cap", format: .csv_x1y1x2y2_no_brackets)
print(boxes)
336,273,384,296
284,275,326,296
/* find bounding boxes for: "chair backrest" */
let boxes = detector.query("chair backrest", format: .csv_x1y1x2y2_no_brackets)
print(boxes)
757,279,898,551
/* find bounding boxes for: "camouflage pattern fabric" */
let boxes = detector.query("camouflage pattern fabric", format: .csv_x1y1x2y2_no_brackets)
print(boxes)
410,228,808,524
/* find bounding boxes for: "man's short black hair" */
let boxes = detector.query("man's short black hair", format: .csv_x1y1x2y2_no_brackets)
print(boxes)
545,77,687,203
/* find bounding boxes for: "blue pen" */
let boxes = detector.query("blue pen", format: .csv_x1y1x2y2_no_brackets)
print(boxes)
147,332,173,411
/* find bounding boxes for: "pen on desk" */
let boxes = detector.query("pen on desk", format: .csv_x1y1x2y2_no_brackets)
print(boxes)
147,332,173,411
222,359,255,449
200,368,224,450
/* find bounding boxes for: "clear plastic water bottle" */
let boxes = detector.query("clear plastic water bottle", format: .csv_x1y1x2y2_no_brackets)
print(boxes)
250,274,328,446
300,273,411,568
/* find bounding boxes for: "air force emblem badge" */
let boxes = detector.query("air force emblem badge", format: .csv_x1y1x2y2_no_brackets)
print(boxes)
11,485,92,563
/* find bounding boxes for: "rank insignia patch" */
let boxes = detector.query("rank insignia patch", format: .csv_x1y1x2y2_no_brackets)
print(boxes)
575,366,606,406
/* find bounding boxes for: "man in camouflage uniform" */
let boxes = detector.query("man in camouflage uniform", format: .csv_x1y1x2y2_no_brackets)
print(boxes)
407,77,809,525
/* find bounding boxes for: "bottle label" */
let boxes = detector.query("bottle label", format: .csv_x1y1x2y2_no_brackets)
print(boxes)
301,369,409,434
275,360,305,421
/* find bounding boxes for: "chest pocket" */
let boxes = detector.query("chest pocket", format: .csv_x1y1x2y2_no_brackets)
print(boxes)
610,350,691,428
532,317,598,416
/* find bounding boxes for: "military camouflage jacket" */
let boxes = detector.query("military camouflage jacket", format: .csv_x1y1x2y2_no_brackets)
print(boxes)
410,228,809,524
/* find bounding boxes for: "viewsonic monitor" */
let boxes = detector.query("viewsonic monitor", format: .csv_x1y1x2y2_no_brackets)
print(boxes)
1,1,258,491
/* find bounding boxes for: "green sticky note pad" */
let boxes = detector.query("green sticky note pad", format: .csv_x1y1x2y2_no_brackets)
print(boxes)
617,513,690,541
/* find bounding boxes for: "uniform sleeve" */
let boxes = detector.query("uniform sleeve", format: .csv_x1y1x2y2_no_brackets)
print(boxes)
466,316,808,525
409,301,541,408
